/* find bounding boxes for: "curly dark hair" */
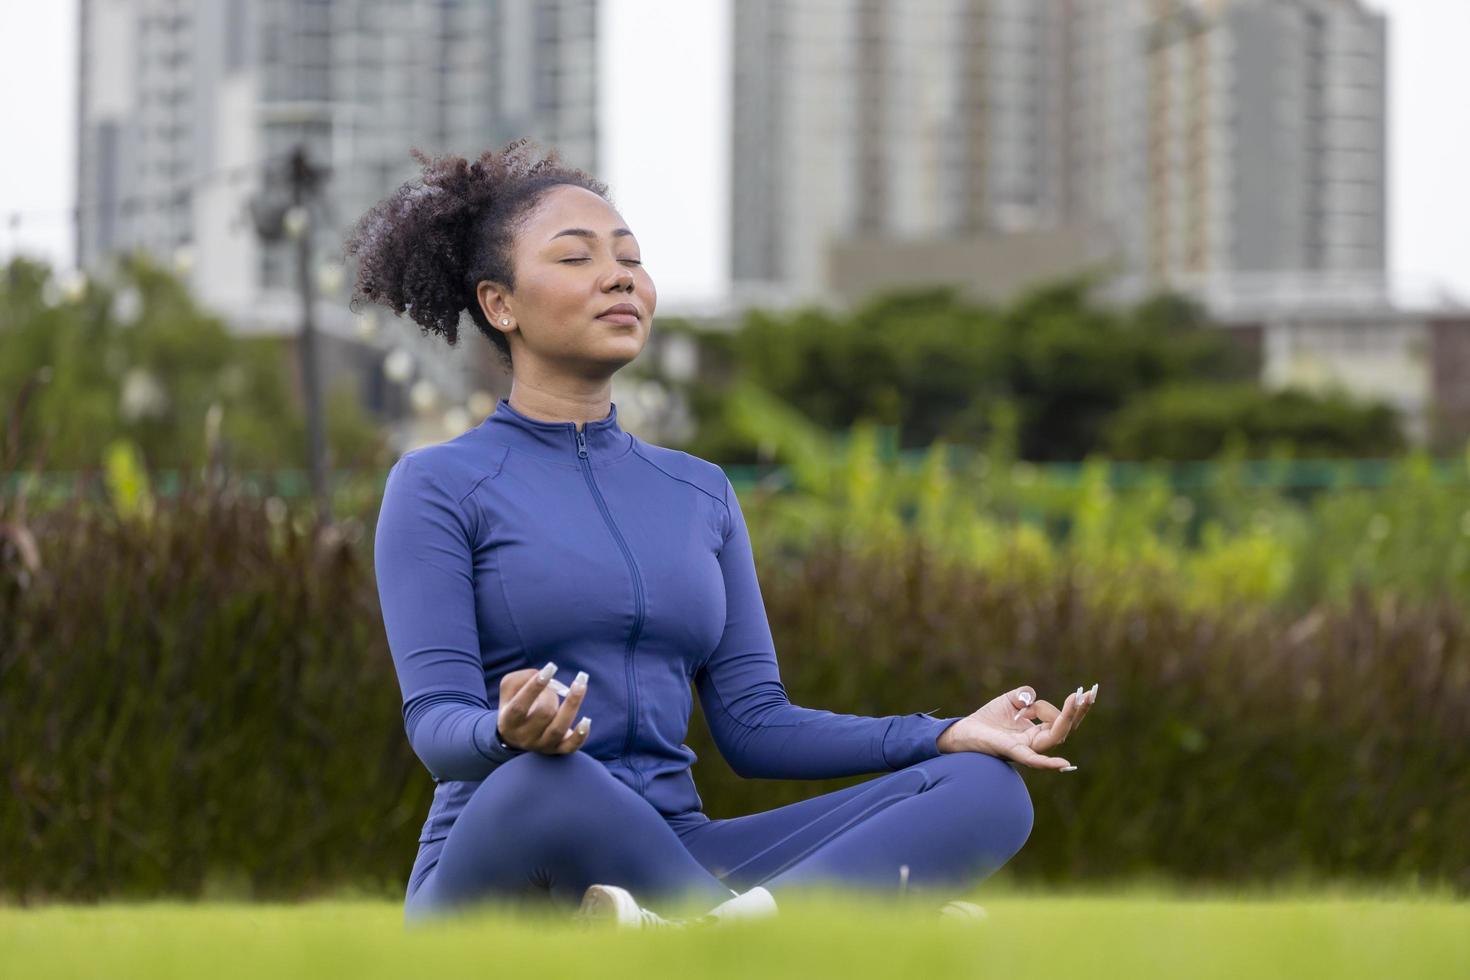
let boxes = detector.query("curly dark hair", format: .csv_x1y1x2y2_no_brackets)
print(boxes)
343,137,612,370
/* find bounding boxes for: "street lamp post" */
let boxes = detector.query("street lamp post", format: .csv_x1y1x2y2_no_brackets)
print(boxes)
250,145,332,520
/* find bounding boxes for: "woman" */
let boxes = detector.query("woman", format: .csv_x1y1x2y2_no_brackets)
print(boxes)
348,139,1098,929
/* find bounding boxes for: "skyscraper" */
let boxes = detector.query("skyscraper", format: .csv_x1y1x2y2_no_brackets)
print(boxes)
731,0,1076,300
76,0,599,344
1143,0,1387,288
729,0,1388,304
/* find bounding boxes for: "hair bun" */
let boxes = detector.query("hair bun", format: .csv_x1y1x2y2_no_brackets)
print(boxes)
344,139,610,363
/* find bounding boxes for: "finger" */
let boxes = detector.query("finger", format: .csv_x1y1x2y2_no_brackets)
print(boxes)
503,662,558,728
499,667,538,700
537,670,589,748
1071,682,1099,733
555,715,593,754
521,685,567,748
1052,688,1087,742
1007,744,1072,770
1011,702,1058,725
1031,690,1086,749
1057,686,1092,737
529,686,562,722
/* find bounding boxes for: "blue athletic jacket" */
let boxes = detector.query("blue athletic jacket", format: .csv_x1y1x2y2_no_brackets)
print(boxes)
373,396,965,842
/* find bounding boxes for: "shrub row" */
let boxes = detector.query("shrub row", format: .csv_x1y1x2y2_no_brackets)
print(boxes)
2,477,1467,901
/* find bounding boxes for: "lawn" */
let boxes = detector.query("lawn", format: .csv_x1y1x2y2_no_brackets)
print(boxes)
2,881,1466,979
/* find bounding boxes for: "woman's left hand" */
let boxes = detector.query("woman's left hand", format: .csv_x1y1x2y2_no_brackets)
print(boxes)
936,683,1098,770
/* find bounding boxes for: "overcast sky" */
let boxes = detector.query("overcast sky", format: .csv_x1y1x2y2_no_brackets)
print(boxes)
2,0,1465,306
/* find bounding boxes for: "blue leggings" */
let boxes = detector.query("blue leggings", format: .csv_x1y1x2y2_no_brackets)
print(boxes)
403,750,1034,922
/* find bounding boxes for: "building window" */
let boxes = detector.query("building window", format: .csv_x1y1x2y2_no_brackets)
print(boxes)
225,0,249,72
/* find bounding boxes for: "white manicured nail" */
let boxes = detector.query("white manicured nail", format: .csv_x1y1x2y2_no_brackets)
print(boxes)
538,662,557,682
1018,690,1034,706
577,717,591,735
572,670,589,690
1060,765,1078,772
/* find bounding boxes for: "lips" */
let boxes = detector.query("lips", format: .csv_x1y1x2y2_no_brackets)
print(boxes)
597,303,640,319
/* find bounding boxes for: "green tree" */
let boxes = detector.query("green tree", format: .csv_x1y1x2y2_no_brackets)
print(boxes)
665,274,1402,463
1104,382,1406,461
1,253,387,472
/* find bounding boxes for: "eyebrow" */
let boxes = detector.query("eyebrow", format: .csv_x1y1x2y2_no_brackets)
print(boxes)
549,227,635,242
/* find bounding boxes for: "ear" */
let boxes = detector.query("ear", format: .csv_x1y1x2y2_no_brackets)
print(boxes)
476,280,514,334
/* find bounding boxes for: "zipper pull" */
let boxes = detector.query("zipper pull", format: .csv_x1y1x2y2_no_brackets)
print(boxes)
576,429,588,458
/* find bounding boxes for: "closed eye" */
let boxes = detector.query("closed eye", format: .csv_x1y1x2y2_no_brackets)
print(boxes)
560,258,642,265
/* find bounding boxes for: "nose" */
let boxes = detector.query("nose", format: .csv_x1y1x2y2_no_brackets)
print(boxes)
605,264,635,292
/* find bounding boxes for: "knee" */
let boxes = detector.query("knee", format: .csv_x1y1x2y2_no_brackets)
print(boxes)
442,753,612,857
481,751,659,857
496,748,614,793
932,752,1034,855
486,751,623,821
503,747,607,777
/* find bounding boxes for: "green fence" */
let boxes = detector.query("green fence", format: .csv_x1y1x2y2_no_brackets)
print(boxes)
7,448,1468,503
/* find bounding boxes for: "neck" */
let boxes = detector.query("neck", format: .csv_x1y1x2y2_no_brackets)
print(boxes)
483,394,629,465
506,383,613,432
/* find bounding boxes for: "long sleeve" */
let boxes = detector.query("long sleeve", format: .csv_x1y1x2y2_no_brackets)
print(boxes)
694,476,964,779
374,454,524,781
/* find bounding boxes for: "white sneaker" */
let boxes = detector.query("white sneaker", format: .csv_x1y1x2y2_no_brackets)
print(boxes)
938,899,989,923
698,885,779,924
575,884,684,929
575,883,779,930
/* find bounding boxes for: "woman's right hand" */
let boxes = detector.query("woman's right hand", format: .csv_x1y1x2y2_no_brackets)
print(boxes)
496,663,592,754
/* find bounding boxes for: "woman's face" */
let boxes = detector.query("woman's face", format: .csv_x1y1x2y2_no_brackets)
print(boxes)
481,184,656,377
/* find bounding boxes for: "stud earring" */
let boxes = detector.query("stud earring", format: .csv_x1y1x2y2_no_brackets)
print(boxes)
501,318,509,326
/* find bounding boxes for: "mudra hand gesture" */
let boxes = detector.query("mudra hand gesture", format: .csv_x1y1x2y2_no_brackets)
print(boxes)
497,663,593,754
936,682,1099,771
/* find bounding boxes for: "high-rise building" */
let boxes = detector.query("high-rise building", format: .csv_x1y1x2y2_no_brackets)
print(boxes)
1058,0,1152,280
732,0,1081,301
1143,0,1388,289
76,0,600,413
730,0,1388,304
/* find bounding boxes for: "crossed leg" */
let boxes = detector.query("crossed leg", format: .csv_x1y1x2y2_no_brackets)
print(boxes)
675,751,1034,902
402,749,1033,923
404,751,736,922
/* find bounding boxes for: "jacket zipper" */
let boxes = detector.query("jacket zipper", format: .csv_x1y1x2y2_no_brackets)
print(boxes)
576,427,647,795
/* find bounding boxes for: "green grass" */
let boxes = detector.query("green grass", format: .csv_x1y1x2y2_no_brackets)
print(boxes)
2,882,1466,979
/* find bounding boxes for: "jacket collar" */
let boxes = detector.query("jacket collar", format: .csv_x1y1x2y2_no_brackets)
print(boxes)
482,396,632,464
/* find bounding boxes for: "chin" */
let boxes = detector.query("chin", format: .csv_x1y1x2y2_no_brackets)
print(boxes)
589,339,644,368
603,329,646,350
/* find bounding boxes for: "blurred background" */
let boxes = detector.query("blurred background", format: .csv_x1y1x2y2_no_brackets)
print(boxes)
2,0,1469,904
